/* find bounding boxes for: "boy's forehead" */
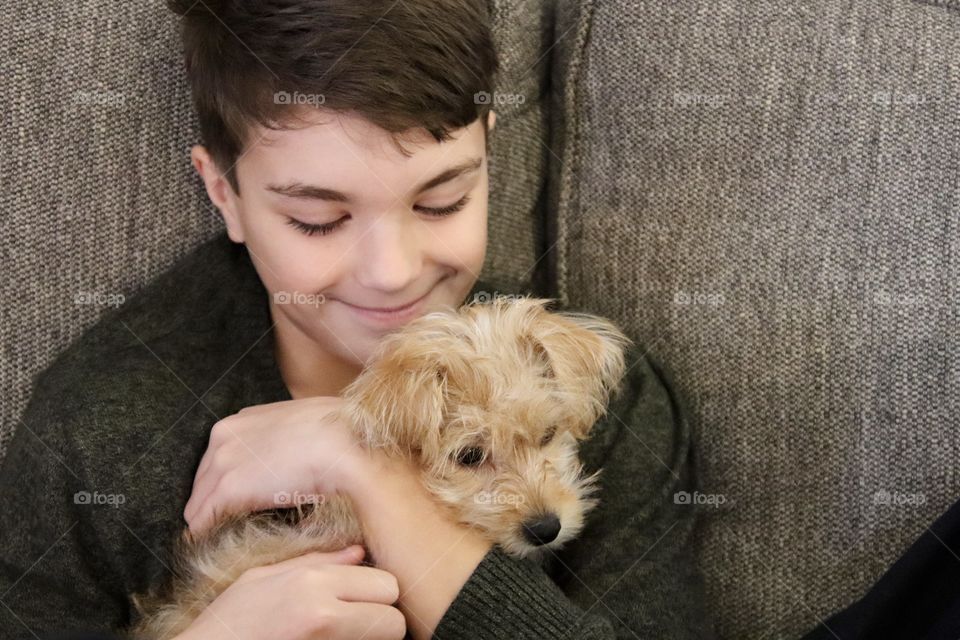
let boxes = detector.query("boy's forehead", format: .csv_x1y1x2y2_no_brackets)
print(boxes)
243,109,484,193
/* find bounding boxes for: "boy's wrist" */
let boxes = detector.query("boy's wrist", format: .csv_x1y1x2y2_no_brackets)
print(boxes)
335,447,493,640
336,444,411,500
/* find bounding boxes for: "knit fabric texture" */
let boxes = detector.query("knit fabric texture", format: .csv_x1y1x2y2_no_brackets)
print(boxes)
0,232,715,639
546,1,960,638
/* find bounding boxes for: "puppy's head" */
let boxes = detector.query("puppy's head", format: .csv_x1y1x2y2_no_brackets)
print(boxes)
339,295,631,558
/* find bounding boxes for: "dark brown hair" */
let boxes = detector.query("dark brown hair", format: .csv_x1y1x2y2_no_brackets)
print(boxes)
167,0,500,194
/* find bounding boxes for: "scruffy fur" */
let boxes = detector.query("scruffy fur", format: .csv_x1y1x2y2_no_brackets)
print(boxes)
129,296,631,639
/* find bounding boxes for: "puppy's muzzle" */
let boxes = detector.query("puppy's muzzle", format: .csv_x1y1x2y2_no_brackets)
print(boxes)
521,512,562,545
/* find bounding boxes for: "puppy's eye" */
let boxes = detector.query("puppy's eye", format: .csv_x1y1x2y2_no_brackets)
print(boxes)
540,425,557,447
455,447,486,466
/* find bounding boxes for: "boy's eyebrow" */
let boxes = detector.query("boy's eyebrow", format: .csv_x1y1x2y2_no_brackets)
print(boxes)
265,157,483,202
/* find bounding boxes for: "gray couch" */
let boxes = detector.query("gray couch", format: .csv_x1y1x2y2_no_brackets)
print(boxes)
4,1,959,638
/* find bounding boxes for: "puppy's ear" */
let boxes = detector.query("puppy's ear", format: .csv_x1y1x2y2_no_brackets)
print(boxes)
518,331,555,379
521,300,632,439
339,345,450,459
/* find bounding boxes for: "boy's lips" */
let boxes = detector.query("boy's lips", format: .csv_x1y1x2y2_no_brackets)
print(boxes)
339,282,440,329
346,290,432,313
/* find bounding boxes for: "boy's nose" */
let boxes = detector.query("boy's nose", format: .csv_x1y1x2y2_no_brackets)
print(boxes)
521,513,561,545
356,219,421,292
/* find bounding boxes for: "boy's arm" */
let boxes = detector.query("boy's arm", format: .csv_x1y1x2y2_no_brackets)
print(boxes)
0,368,129,637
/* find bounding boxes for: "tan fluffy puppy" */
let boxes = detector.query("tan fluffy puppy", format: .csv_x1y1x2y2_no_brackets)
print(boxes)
130,296,631,639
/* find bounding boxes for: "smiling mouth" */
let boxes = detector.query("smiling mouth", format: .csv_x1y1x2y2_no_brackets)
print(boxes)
345,292,429,313
342,277,446,313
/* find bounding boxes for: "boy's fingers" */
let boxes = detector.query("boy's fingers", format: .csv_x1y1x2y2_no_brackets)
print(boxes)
183,463,217,523
185,483,235,535
327,564,400,605
194,449,213,483
185,500,216,535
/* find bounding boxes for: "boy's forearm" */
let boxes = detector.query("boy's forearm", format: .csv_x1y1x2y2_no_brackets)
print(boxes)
341,451,493,640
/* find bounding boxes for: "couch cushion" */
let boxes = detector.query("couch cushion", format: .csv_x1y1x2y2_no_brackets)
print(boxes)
1,0,552,459
1,1,220,459
549,0,960,637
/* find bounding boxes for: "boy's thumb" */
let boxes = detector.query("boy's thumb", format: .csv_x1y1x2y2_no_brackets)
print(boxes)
336,544,365,562
302,545,364,566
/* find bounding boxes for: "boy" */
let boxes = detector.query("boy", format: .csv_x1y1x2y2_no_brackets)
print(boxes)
0,1,714,638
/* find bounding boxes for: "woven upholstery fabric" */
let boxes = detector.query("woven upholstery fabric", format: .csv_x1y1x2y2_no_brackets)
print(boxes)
549,0,960,638
1,2,220,459
1,0,550,459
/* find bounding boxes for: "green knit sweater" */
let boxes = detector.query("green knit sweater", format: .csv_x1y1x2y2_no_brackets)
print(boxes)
0,232,716,639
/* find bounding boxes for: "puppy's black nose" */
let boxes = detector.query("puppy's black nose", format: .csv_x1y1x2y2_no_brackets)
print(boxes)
521,513,561,545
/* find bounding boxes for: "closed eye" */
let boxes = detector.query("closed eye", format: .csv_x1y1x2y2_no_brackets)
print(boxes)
286,194,472,237
286,217,345,237
415,194,471,216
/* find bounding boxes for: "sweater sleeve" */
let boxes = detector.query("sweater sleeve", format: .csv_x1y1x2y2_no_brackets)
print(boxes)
432,345,716,639
0,365,130,637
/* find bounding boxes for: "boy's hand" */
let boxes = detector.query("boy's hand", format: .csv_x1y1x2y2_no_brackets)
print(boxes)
183,397,360,535
339,451,494,640
182,396,491,639
173,545,407,640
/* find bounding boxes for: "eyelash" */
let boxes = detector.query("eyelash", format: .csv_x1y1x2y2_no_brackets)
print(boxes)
286,194,472,237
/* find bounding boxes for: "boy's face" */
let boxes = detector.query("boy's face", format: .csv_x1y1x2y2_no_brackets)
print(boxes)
192,108,494,372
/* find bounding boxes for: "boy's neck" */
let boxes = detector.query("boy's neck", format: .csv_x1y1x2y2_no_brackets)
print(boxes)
271,312,361,400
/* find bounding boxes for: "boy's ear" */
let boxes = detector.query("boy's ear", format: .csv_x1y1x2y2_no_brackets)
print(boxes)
190,144,245,243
